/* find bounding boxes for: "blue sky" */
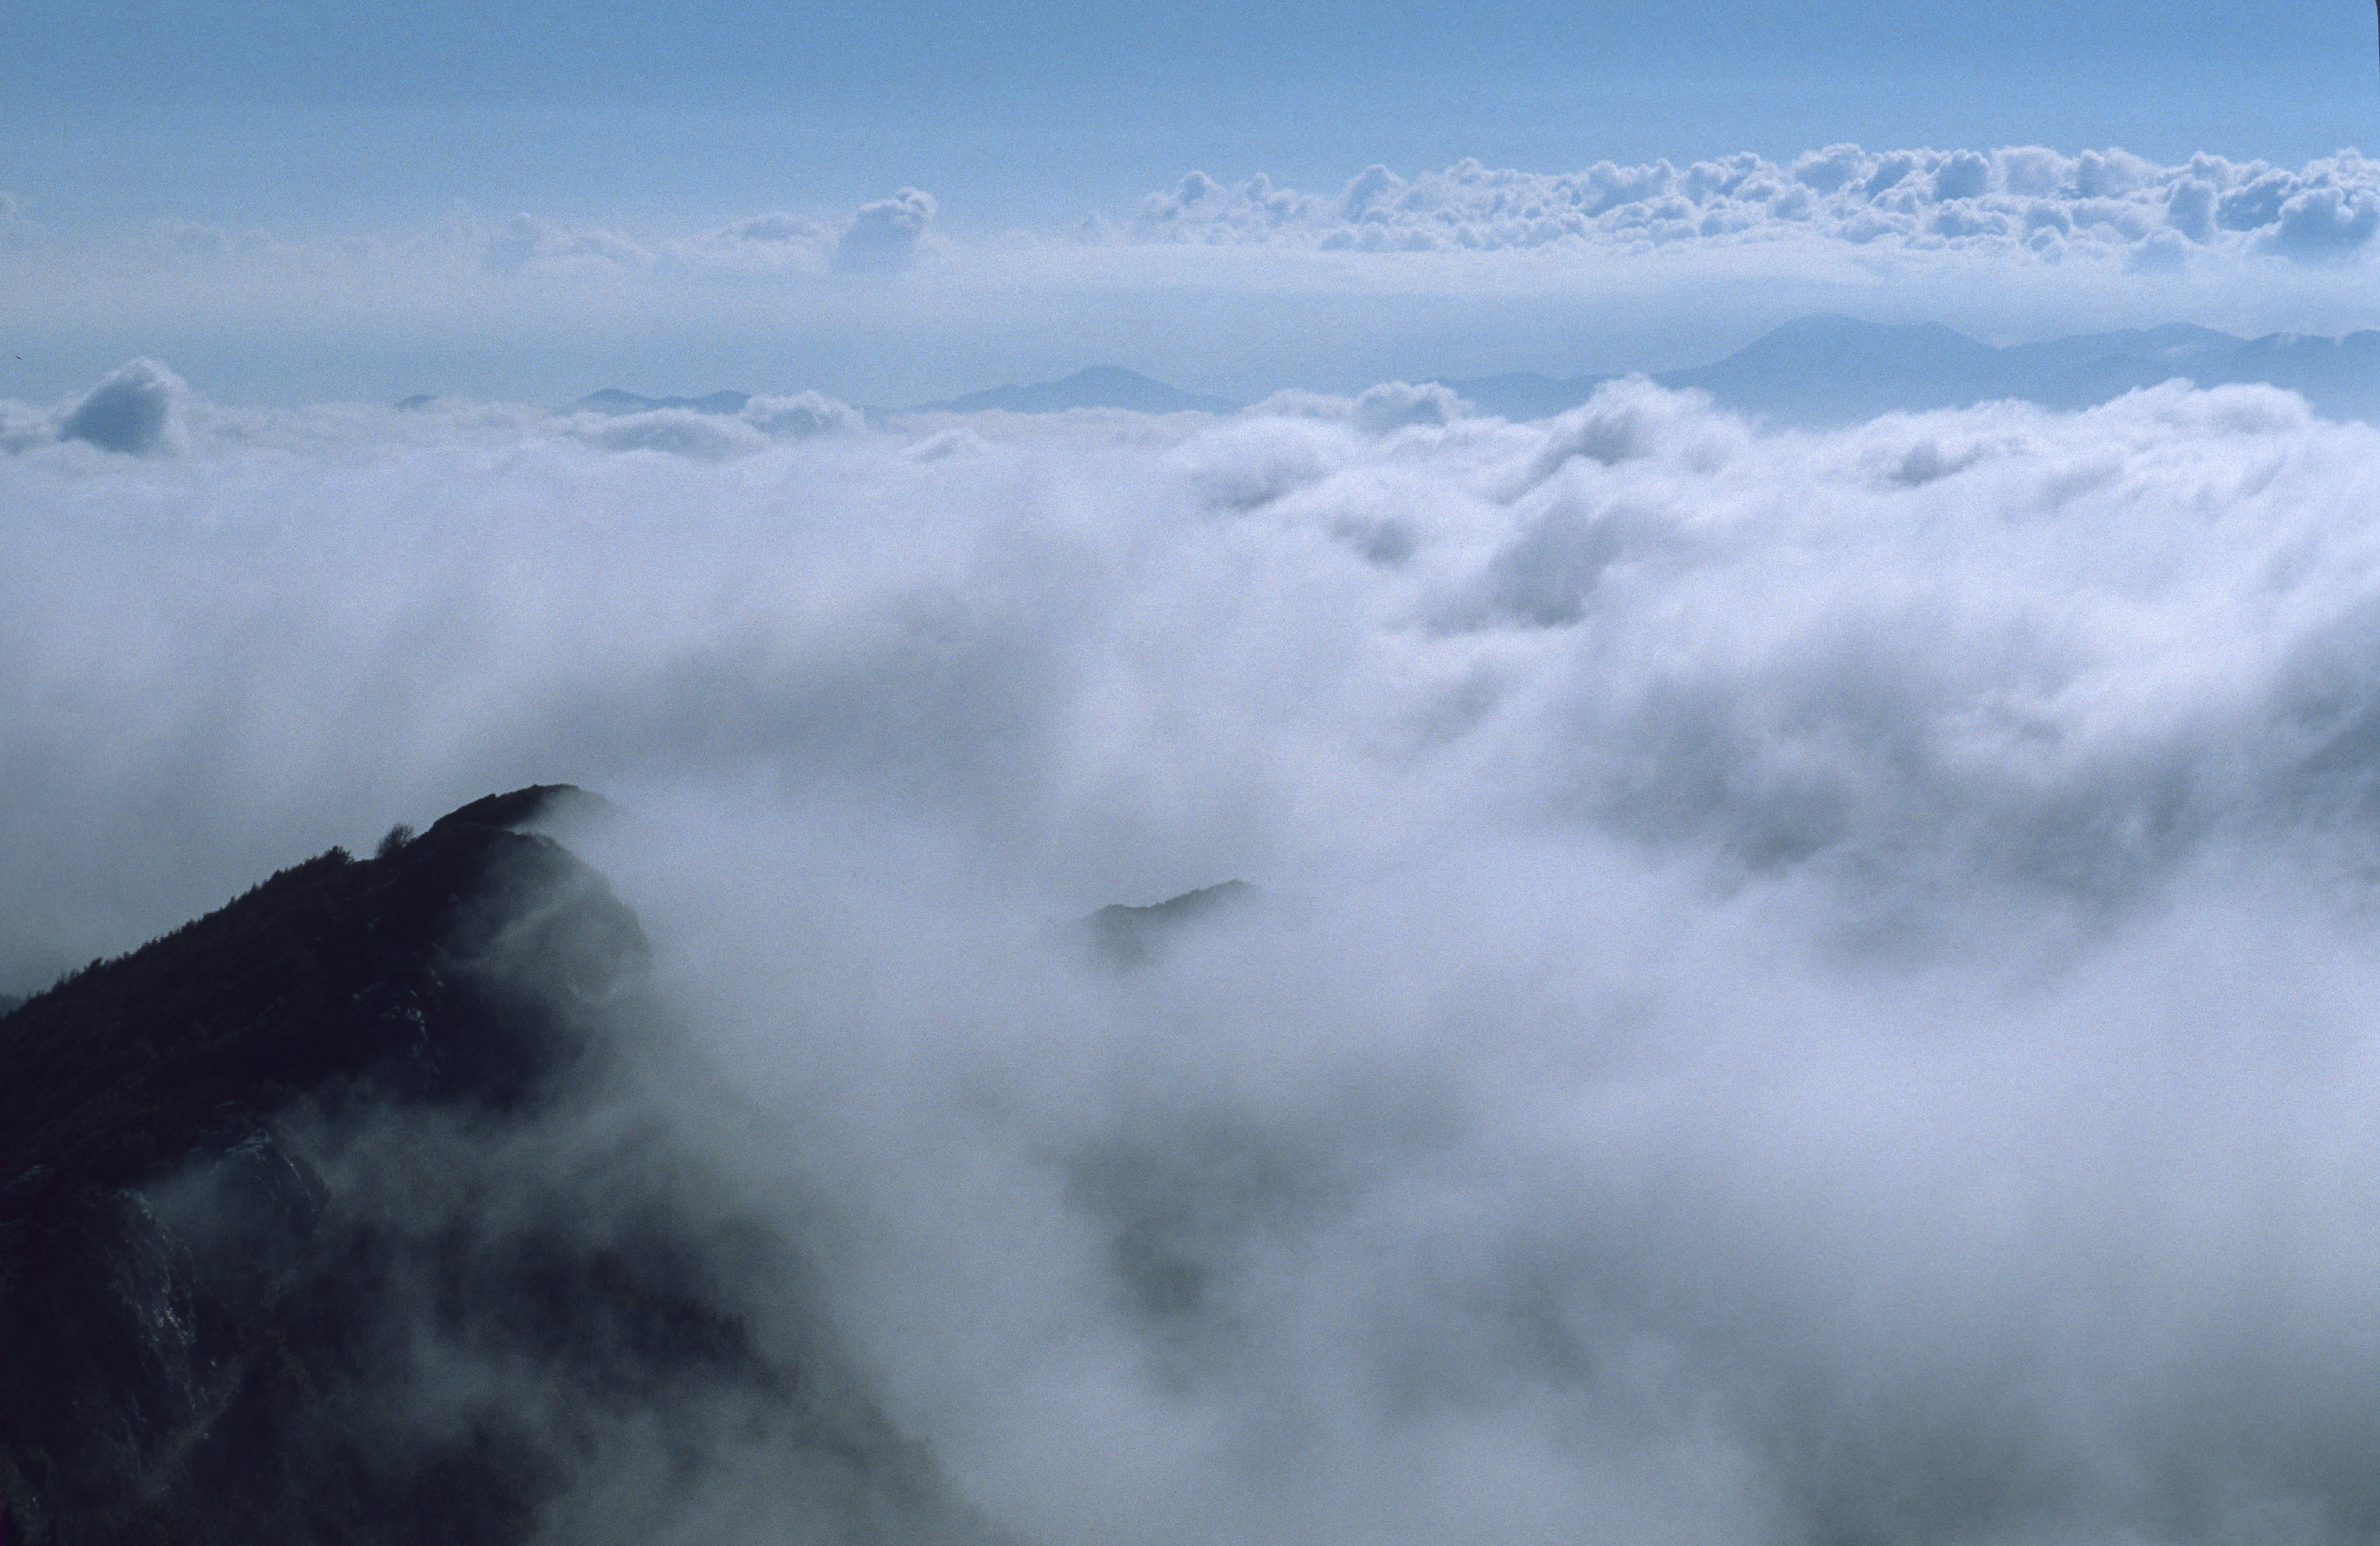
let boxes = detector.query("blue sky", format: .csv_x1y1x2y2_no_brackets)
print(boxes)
10,0,2372,223
4,1,2379,403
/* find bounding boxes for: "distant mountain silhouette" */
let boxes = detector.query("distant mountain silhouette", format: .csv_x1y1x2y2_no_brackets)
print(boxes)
1441,315,2380,425
911,365,1238,416
1660,314,2001,423
553,318,2380,432
574,387,753,415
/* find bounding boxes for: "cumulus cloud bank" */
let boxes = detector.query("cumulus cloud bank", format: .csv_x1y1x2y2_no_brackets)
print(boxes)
466,188,936,281
21,144,2380,409
54,357,187,454
16,364,2380,1543
833,187,938,274
1128,144,2380,269
568,390,865,459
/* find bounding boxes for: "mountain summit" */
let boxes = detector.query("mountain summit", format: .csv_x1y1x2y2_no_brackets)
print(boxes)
911,365,1239,416
0,790,1000,1546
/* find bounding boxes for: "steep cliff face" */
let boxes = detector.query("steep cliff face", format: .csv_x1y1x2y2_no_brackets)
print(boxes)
0,789,998,1546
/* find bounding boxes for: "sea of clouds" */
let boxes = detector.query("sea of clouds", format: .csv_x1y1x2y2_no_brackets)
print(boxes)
15,361,2380,1543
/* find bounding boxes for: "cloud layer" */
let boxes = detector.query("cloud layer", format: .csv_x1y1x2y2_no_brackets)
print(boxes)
16,367,2380,1542
1127,145,2380,269
481,187,943,279
16,143,2380,408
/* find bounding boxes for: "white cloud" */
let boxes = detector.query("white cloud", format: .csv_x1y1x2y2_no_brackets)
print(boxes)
56,357,187,454
1241,380,1474,436
464,191,941,285
832,187,938,274
482,210,655,274
20,365,2380,1540
669,210,836,275
740,390,864,438
576,405,770,459
0,398,54,453
1121,145,2380,270
566,390,863,459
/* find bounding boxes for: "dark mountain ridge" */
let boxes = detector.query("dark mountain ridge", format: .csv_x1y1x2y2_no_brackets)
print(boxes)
0,786,622,1218
0,787,1000,1546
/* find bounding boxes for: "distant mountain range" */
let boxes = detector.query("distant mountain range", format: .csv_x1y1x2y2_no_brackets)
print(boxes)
556,315,2380,428
1440,314,2380,426
905,365,1239,416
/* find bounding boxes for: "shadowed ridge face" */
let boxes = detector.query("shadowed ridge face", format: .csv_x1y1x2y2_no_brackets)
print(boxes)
0,788,1005,1546
1083,879,1258,967
0,788,639,1217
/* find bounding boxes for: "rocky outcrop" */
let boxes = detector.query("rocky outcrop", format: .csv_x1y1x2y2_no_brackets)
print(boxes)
0,788,1000,1546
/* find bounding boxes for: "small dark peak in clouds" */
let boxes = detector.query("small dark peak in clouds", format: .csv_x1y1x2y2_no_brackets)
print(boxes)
832,187,936,275
1083,879,1257,967
57,357,184,454
917,365,1239,416
574,387,751,416
393,393,439,411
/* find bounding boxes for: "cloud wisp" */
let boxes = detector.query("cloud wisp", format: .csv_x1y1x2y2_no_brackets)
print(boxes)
14,367,2380,1542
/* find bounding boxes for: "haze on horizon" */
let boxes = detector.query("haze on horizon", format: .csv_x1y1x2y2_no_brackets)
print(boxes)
3,0,2379,405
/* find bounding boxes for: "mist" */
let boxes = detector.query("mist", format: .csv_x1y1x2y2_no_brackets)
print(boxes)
14,367,2380,1543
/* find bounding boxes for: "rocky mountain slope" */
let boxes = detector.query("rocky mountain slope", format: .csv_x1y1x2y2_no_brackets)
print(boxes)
0,788,1001,1546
